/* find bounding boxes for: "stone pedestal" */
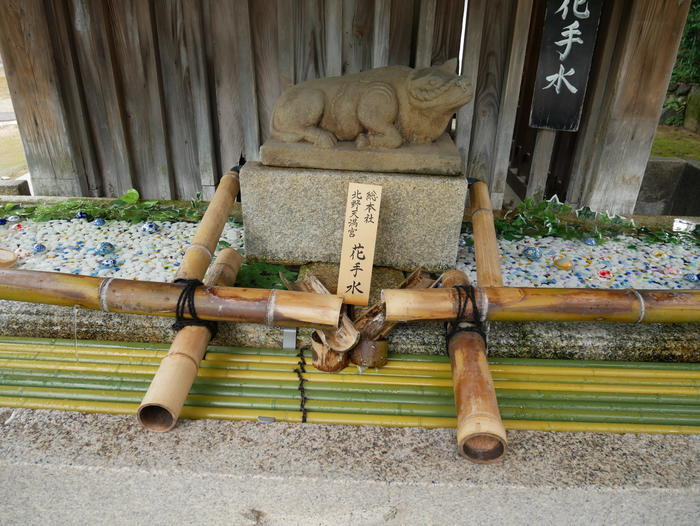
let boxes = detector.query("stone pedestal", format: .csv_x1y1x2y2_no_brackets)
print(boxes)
240,162,467,271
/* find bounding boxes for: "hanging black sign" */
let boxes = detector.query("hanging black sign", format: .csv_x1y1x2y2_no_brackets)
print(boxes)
530,0,604,131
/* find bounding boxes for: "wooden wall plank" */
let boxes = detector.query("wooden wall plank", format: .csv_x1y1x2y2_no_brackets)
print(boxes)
465,0,513,186
526,129,556,199
0,0,86,197
108,0,173,200
414,0,437,68
296,0,327,81
388,0,415,66
455,0,485,172
431,0,464,66
251,0,283,145
69,0,134,197
325,0,344,76
207,0,260,169
489,0,533,209
372,0,391,68
45,0,101,196
276,0,296,89
572,0,691,214
566,0,622,206
342,0,374,74
154,0,216,200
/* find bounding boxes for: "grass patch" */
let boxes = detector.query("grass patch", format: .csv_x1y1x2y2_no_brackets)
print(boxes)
651,125,700,160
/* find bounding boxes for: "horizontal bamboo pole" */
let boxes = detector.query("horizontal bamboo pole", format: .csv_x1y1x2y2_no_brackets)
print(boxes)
4,376,700,417
383,287,700,323
6,370,700,408
0,268,342,329
2,335,698,371
4,357,700,395
1,396,699,434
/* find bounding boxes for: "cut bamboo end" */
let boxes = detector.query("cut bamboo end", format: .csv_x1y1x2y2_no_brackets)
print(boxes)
137,404,177,432
457,417,508,463
311,331,350,372
0,249,17,268
350,339,389,368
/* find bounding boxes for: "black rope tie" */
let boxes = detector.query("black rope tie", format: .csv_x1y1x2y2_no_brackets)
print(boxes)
293,349,308,423
445,285,487,353
172,279,219,339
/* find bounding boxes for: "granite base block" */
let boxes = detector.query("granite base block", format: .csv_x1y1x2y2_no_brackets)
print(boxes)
240,162,468,271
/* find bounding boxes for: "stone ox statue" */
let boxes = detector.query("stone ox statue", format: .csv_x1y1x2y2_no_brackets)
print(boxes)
270,58,472,149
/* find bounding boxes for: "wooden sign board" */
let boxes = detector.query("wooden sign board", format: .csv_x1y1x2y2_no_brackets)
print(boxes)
337,183,382,306
530,0,603,131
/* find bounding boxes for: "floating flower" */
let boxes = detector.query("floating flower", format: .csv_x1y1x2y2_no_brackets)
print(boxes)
10,223,22,231
14,248,31,259
7,215,20,223
0,218,6,226
598,270,613,279
583,237,597,246
33,243,46,253
93,218,106,226
74,211,89,220
684,273,699,282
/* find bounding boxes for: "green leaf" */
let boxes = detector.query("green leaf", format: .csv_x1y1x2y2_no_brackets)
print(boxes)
119,189,140,204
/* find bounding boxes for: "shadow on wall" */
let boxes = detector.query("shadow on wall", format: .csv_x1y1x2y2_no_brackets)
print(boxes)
635,158,700,216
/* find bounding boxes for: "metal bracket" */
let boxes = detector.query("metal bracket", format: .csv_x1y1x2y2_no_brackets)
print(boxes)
282,327,297,350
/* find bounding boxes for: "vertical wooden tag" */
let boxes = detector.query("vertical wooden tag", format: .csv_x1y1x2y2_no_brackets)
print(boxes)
337,183,382,305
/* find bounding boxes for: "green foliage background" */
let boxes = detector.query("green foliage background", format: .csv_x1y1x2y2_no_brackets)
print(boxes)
672,0,700,83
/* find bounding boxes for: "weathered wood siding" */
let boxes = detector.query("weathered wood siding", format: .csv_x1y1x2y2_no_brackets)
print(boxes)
0,0,690,214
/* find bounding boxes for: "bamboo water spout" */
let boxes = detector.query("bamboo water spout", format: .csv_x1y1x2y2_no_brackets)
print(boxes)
382,286,700,324
138,248,243,432
0,268,343,329
442,270,507,463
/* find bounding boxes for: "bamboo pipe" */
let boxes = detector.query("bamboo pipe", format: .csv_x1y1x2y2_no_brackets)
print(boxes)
469,182,503,287
176,170,239,280
0,268,342,329
350,269,433,367
382,286,700,323
443,270,506,463
280,272,355,372
138,248,242,432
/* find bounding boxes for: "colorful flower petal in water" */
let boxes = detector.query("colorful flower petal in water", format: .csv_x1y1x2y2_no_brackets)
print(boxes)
598,270,613,279
33,243,46,253
93,218,106,226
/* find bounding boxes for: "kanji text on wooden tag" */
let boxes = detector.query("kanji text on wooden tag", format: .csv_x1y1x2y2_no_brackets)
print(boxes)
337,183,382,305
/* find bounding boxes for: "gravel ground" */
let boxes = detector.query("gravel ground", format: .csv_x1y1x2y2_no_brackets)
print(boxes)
0,217,698,289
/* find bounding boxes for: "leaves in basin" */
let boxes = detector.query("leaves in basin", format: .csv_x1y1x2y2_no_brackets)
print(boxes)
235,262,298,290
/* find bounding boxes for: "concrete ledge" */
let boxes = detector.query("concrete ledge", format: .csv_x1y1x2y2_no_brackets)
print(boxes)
0,300,697,362
0,409,697,525
636,157,700,216
0,179,29,196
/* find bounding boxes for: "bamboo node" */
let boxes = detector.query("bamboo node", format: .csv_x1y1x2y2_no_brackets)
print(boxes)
631,289,646,323
266,290,278,326
187,243,213,258
98,277,115,312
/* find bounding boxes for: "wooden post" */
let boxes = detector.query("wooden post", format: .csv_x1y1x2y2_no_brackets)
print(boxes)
526,130,557,200
566,0,691,214
415,0,437,68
